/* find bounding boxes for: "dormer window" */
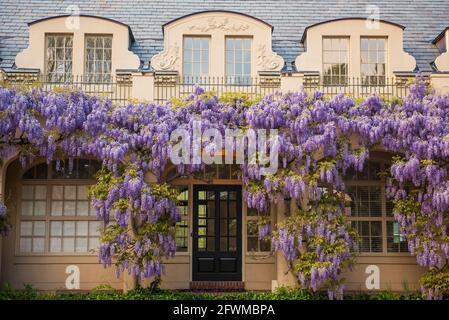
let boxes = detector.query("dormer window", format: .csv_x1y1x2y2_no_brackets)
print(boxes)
85,35,113,82
151,11,283,78
45,34,73,81
296,18,415,79
16,15,139,81
322,37,349,85
183,36,210,82
225,37,252,84
361,37,387,85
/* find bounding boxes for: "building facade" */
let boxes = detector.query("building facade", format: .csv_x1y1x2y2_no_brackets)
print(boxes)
1,0,449,292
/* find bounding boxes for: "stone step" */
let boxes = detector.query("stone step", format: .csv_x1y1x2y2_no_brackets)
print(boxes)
189,281,245,291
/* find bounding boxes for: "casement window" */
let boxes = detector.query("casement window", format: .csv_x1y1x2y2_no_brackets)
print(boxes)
346,161,408,254
183,37,210,81
226,37,252,84
45,34,73,81
175,186,189,252
18,159,101,255
361,37,387,85
322,37,349,85
246,207,271,252
85,35,113,82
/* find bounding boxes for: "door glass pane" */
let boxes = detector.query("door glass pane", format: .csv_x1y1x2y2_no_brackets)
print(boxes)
229,200,236,218
220,220,228,236
198,237,206,251
207,219,215,236
229,219,237,236
220,237,227,251
207,237,215,251
198,205,206,218
220,201,228,218
229,237,237,252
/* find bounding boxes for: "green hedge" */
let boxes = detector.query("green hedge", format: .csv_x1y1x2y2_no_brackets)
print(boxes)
0,284,424,300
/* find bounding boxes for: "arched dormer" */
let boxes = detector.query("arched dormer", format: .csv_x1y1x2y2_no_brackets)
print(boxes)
150,10,284,77
295,18,416,80
15,15,140,78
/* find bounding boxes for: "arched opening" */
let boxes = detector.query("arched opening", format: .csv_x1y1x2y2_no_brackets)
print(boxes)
10,158,102,255
344,159,408,254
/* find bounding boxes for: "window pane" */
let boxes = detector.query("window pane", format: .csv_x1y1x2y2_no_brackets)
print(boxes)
361,37,387,85
77,201,89,216
63,221,75,236
88,237,100,251
184,37,209,78
50,237,62,252
84,35,112,82
89,221,101,236
64,186,76,200
33,238,45,253
46,35,73,79
51,221,62,236
20,221,33,236
63,237,75,252
52,186,63,200
22,186,34,199
63,201,76,215
77,186,88,200
33,221,46,236
226,38,251,81
34,201,46,216
75,238,88,252
20,238,32,253
21,201,33,216
76,221,88,236
51,201,63,216
322,37,349,85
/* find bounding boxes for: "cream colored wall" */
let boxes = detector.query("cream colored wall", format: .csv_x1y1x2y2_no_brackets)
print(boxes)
151,11,284,75
15,16,140,75
430,73,449,95
295,19,416,77
435,30,449,72
342,256,425,292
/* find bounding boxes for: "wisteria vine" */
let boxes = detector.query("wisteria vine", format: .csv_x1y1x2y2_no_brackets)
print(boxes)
0,78,448,299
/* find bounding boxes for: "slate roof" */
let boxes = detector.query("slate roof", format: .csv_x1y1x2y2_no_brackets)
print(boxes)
0,0,448,72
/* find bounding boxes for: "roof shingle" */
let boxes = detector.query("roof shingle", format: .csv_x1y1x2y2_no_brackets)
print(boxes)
0,0,447,71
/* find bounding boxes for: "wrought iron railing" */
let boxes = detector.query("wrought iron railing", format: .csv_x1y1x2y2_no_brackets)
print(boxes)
1,74,132,105
154,75,281,103
303,76,411,100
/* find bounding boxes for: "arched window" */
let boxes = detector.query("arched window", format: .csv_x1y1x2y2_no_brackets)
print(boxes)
345,160,408,254
18,159,101,255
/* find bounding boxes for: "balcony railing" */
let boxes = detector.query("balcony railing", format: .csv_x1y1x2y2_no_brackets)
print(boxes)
303,76,411,100
1,74,132,105
154,75,281,103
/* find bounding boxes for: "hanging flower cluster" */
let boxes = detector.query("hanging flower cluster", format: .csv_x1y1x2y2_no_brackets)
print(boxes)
0,77,448,299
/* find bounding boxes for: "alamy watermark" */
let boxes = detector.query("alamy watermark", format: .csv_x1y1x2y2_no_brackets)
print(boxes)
170,121,279,175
